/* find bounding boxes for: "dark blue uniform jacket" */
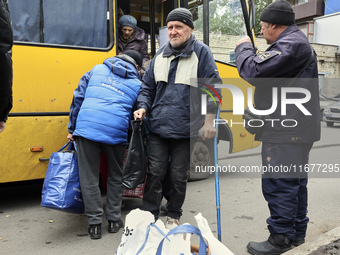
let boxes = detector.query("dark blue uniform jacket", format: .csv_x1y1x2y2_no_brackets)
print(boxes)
235,25,320,144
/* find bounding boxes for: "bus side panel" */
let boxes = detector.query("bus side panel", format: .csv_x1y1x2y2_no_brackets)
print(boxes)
1,1,116,183
2,46,116,183
215,62,260,153
0,116,70,183
11,45,115,113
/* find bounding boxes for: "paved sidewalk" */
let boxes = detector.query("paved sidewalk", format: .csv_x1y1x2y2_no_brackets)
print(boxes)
285,226,340,255
287,122,340,255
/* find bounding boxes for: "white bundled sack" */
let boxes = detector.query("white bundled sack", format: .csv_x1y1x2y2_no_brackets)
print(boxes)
195,213,234,255
116,209,234,255
157,224,208,255
116,209,169,255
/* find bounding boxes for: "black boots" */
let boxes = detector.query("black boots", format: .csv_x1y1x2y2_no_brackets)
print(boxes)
88,224,101,240
88,220,124,239
292,236,305,246
108,219,124,233
247,234,292,255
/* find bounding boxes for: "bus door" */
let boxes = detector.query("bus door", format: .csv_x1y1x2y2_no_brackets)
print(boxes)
117,0,173,58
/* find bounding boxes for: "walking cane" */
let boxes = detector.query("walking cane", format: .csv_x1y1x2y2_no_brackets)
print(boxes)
214,105,222,241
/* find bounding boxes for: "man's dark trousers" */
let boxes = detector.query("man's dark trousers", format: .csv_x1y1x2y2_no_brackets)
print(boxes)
261,142,313,241
142,133,191,220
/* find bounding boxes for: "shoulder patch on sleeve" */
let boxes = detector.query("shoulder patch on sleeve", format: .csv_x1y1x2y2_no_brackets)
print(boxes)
254,51,281,63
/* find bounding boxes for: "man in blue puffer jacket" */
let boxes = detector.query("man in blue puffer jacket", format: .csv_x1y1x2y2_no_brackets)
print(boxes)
67,50,142,239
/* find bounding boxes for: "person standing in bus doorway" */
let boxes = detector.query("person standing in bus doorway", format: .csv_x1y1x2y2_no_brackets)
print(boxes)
0,0,13,134
67,50,143,239
134,7,221,230
235,1,320,254
118,15,150,66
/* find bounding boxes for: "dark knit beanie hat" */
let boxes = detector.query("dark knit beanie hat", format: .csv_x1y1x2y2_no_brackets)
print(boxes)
119,15,137,29
260,0,295,26
123,50,143,67
166,7,194,28
116,50,144,70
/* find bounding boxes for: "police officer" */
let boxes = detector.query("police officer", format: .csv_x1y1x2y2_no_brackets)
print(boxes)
235,1,320,254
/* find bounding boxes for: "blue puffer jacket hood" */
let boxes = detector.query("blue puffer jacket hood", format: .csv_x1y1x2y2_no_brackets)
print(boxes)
69,57,141,145
107,56,138,79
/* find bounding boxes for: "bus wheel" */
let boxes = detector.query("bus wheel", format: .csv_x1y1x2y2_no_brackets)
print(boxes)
188,138,214,181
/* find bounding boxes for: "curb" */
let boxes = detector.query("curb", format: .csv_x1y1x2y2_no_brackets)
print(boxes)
285,226,340,255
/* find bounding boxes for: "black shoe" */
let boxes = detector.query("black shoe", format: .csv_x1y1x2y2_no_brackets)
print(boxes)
292,236,305,246
88,224,101,240
247,234,292,255
108,219,124,233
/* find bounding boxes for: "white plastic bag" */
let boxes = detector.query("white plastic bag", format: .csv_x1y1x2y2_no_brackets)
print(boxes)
138,220,170,254
116,209,169,255
157,224,207,255
116,209,234,255
195,213,234,255
161,231,192,255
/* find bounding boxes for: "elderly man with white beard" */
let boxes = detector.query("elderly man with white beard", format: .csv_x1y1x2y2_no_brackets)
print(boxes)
134,7,222,230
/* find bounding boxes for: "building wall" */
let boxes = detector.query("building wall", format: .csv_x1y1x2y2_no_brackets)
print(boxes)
314,12,340,50
193,31,269,63
296,21,315,42
312,43,340,97
287,0,324,21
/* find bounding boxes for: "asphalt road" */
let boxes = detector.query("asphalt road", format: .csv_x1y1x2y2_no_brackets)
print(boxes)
1,122,339,255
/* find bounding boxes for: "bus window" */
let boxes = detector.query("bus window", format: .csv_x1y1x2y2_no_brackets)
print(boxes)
191,0,249,64
8,0,109,48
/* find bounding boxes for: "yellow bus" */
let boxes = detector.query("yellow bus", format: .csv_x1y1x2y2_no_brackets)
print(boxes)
1,0,259,183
